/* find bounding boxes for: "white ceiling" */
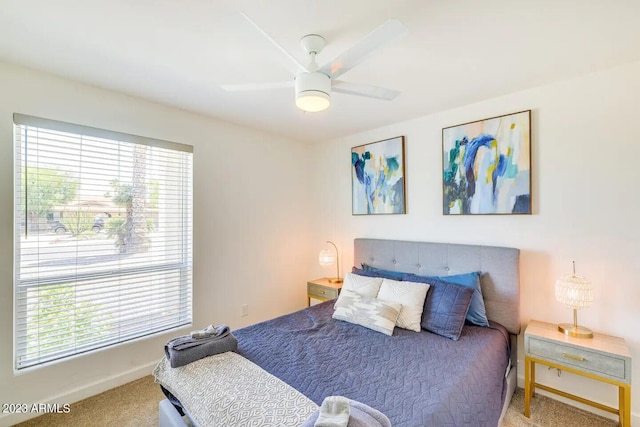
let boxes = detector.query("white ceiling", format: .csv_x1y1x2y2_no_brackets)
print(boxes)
1,0,640,143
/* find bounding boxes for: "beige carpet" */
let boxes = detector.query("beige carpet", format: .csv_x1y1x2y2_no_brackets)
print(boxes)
14,376,164,427
15,377,616,427
502,388,615,427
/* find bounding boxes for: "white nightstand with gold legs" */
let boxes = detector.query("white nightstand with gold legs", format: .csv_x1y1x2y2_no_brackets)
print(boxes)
524,320,632,427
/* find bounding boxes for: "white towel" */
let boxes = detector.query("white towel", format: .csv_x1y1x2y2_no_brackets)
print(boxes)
301,398,391,427
191,324,224,339
315,396,350,427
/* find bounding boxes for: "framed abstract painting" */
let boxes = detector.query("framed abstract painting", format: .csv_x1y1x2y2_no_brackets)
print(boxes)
442,110,531,215
351,136,405,215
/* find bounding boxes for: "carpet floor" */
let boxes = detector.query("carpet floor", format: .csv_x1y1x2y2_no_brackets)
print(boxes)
15,377,616,427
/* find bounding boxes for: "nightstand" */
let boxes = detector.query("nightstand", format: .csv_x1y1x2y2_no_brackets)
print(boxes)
307,278,342,306
524,319,632,426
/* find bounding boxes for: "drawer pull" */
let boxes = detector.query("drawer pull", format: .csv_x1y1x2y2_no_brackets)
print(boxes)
562,353,585,362
318,290,325,294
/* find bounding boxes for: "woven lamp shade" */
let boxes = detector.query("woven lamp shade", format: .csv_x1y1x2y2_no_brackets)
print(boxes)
555,266,594,338
318,249,335,266
555,274,594,309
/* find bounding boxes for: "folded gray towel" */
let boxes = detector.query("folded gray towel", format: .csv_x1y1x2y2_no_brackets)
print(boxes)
164,332,238,368
167,325,231,352
315,396,350,427
301,398,391,427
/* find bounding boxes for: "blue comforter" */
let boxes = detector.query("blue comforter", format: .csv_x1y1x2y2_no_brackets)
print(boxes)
235,301,510,427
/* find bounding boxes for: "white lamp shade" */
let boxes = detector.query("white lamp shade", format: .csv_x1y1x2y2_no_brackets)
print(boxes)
296,91,330,112
318,249,335,266
555,274,594,309
295,72,331,112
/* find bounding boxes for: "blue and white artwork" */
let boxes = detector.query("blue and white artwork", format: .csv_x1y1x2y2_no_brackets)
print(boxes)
352,136,405,215
443,111,531,215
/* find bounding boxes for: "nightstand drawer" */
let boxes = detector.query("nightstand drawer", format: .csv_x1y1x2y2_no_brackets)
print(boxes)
528,337,628,380
307,282,339,300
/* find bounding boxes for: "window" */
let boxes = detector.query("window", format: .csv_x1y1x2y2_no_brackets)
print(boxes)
14,114,193,370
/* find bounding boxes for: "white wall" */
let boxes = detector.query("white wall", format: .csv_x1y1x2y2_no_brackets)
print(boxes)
309,61,640,423
2,57,638,425
0,62,313,426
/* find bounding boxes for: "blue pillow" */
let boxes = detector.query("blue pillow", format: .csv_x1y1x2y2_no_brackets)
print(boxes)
360,264,405,281
402,271,489,327
403,276,474,340
351,266,385,279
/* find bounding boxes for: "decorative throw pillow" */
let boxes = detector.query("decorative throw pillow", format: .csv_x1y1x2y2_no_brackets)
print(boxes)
360,264,405,281
332,290,401,336
404,275,474,340
403,271,489,327
341,272,383,297
376,278,430,332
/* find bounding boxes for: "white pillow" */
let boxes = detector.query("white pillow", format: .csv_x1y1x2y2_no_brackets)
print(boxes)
376,278,430,332
333,289,401,336
341,272,383,297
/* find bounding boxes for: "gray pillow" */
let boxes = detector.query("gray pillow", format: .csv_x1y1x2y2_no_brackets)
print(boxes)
403,275,474,340
332,290,401,336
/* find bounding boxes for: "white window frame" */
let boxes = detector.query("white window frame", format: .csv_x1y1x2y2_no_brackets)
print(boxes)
13,113,193,370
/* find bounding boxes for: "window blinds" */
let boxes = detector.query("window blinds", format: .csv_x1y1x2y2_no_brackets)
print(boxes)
13,114,193,369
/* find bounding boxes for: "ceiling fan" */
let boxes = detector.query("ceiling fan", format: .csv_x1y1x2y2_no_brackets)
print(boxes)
221,13,408,113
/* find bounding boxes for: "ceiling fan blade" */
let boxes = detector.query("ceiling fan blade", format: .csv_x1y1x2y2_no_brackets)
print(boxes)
319,19,408,79
221,81,294,91
332,80,401,100
241,12,307,75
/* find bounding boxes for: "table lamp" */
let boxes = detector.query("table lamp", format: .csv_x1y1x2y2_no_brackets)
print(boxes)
555,261,594,338
319,241,342,283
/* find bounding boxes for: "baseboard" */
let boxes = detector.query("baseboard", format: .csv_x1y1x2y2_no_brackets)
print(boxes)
0,361,157,427
516,375,639,426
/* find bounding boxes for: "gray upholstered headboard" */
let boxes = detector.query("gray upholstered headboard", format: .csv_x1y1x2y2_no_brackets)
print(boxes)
354,238,521,335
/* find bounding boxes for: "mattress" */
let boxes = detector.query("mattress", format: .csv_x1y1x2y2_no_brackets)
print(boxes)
234,300,510,427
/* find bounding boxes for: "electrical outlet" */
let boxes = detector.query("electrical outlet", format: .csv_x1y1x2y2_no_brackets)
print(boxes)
241,304,248,317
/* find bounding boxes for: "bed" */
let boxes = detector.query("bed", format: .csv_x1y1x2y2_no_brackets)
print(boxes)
157,238,520,427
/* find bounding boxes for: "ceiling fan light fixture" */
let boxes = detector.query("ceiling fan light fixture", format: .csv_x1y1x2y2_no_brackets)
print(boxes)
296,91,330,112
295,72,331,112
230,15,407,111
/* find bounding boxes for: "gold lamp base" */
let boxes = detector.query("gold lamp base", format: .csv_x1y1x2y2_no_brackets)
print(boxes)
558,323,593,339
328,277,343,283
